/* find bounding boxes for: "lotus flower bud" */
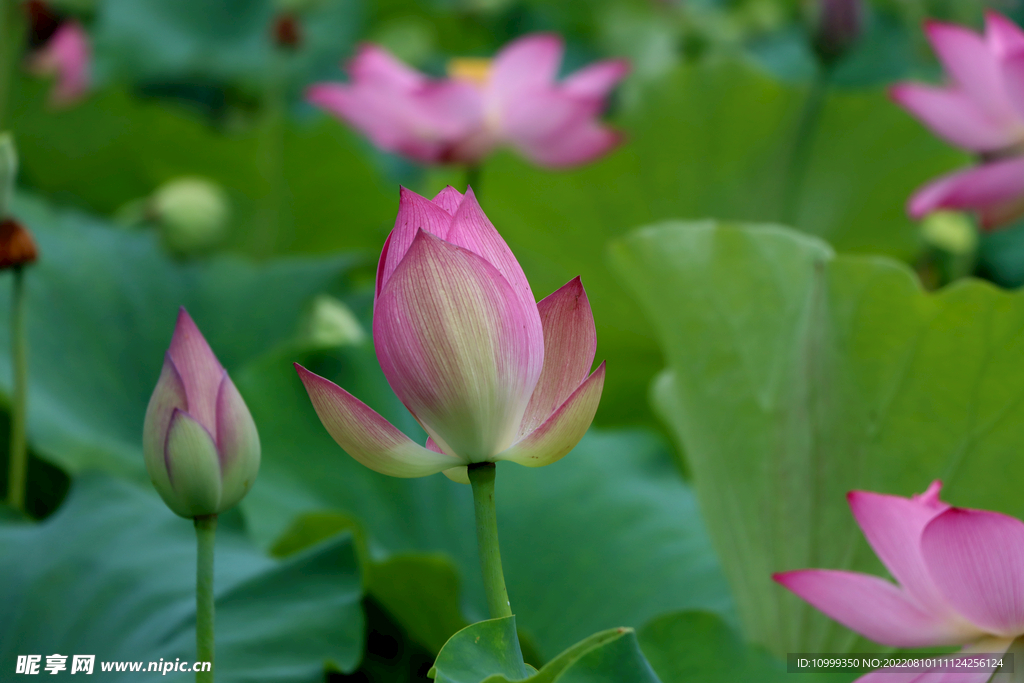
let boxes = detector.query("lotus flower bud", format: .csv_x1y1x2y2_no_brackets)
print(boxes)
144,309,260,518
301,294,366,348
921,211,977,256
152,177,230,255
28,21,90,107
810,0,865,65
297,186,605,483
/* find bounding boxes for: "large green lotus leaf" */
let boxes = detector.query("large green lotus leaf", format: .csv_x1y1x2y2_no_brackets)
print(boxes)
611,220,1024,655
429,616,660,683
470,58,967,427
0,194,354,478
0,473,363,681
237,344,733,660
9,76,395,255
637,610,854,683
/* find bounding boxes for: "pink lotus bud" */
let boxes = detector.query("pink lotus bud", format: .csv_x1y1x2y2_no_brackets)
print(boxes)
144,309,260,517
296,186,605,482
775,482,1024,679
306,34,629,168
811,0,866,64
891,12,1024,230
28,21,90,107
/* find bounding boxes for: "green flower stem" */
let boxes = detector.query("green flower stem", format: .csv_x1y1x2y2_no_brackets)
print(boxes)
194,514,217,682
7,265,27,512
253,52,287,258
781,66,831,226
0,0,26,130
468,463,512,619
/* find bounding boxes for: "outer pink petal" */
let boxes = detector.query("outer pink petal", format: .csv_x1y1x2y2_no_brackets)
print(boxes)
373,231,544,461
497,362,604,468
889,83,1018,151
514,120,623,168
500,89,594,150
998,49,1024,121
907,157,1024,228
376,187,456,296
295,364,462,477
922,508,1024,637
924,20,1017,122
986,11,1024,59
489,33,563,109
853,638,1013,683
428,435,471,484
444,187,539,318
518,277,596,437
432,186,465,214
561,59,630,102
215,372,260,510
167,308,223,436
847,483,958,617
773,569,983,648
347,43,426,91
143,353,188,501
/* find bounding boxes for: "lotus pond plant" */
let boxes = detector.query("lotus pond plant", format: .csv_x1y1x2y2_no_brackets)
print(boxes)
307,35,629,169
297,185,605,619
892,11,1024,230
144,308,261,681
776,482,1024,681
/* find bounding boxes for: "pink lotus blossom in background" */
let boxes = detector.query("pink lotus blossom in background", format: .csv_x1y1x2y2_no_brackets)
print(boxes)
891,12,1024,230
306,35,629,168
29,21,91,107
774,482,1024,682
296,185,605,483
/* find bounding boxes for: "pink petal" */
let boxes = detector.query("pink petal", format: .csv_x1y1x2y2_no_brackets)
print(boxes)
561,59,630,102
373,230,544,461
922,508,1024,636
513,120,623,168
489,33,564,108
907,156,1024,228
347,43,426,91
295,364,462,477
500,88,595,150
518,277,596,437
986,11,1024,59
143,353,187,501
924,20,1018,124
853,637,1013,683
497,362,604,468
444,187,539,317
167,308,224,436
998,49,1024,121
376,187,456,297
847,483,957,618
215,372,260,510
432,186,465,214
31,22,90,107
773,569,982,648
889,83,1018,152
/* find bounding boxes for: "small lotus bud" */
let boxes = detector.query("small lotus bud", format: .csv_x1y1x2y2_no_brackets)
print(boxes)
144,309,260,518
272,14,302,49
0,133,17,219
810,0,866,65
151,177,230,255
302,294,366,348
0,219,38,270
921,211,977,256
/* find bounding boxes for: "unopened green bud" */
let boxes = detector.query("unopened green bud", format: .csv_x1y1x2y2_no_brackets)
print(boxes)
922,211,977,256
303,294,366,348
152,177,230,255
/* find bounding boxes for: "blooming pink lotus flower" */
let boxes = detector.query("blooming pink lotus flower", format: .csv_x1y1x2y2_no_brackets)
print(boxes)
296,186,605,482
306,35,629,168
775,482,1024,682
891,12,1024,230
144,309,261,518
29,21,90,107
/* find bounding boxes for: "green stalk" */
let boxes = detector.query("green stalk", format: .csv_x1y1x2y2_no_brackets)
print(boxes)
7,265,27,512
194,514,217,682
781,66,830,227
253,51,287,258
468,463,512,619
0,0,26,131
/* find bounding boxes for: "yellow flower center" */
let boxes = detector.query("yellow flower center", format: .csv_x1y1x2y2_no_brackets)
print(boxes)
446,58,492,87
